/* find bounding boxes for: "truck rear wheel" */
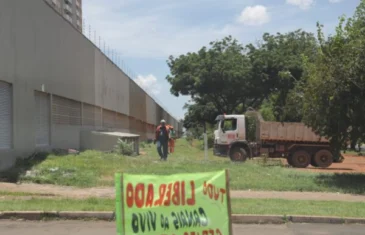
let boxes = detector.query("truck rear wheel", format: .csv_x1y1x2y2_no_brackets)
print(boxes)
291,150,311,168
230,147,248,162
313,150,333,168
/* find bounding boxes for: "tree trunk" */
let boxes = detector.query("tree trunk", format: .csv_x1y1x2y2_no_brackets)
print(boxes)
351,140,357,151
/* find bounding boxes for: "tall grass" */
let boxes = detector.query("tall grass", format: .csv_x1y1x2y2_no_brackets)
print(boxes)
17,139,365,194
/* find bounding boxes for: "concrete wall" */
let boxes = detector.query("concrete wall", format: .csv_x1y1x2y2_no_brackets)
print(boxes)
156,105,163,124
146,95,157,139
146,95,157,126
94,50,130,115
0,0,180,171
129,80,146,121
162,111,169,123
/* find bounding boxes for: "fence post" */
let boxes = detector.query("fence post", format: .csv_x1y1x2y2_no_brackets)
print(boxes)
94,30,96,45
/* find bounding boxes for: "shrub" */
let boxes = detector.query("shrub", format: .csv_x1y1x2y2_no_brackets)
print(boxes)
140,142,146,148
198,132,215,150
114,139,134,156
185,132,195,146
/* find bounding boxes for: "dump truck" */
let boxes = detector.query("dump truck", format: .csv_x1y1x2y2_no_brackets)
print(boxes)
213,111,342,168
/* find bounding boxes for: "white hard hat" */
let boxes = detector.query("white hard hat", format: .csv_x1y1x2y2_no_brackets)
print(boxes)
160,119,166,123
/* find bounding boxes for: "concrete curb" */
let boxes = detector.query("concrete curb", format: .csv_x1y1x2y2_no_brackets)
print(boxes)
231,214,365,224
1,212,365,224
0,211,115,221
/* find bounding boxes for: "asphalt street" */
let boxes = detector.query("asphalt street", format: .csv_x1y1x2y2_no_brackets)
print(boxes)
1,221,365,235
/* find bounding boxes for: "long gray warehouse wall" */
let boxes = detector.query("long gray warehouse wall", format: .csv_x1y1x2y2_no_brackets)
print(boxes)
0,0,180,171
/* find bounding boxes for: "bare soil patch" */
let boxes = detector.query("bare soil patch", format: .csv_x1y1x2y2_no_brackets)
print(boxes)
1,182,365,202
298,155,365,173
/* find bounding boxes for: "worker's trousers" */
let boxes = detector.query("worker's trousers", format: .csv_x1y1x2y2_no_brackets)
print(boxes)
157,140,168,160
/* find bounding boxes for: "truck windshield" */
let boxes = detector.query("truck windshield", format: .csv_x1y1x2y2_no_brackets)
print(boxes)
220,119,237,131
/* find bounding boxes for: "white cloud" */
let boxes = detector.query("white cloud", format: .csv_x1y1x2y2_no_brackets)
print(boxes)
328,0,342,3
286,0,314,10
83,1,255,58
134,74,162,95
237,5,270,26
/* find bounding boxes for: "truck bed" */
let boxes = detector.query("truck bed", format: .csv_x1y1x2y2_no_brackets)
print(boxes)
258,121,329,143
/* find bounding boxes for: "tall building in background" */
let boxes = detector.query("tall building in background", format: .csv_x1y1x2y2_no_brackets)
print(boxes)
45,0,82,32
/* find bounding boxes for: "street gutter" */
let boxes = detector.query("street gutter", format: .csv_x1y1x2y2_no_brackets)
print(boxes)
1,212,365,224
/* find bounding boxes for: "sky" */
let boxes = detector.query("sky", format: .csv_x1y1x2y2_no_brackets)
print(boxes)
83,0,360,120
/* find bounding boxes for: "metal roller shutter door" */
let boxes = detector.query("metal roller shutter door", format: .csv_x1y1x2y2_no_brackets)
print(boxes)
35,91,50,146
0,81,12,149
52,95,81,125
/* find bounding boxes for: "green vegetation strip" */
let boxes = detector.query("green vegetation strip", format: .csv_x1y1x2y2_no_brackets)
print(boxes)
4,140,365,194
0,191,37,197
0,198,364,218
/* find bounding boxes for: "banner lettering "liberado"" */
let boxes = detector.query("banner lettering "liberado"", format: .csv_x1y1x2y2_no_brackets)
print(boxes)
115,170,232,235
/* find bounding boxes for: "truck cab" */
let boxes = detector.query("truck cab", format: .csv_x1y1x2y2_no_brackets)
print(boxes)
213,114,254,161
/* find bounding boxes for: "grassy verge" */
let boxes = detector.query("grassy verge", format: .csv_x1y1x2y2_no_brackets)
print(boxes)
0,191,37,197
4,139,365,194
233,199,365,218
1,198,364,218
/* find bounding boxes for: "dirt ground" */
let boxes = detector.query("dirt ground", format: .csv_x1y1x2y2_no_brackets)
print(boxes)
2,182,365,201
294,154,365,173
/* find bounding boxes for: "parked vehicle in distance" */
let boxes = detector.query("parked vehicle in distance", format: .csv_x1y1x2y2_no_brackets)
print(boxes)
213,111,342,168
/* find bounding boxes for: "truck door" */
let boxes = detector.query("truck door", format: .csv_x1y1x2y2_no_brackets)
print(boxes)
219,118,238,144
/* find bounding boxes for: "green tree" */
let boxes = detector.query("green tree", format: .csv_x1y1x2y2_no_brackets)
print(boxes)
166,36,258,120
302,0,365,156
182,100,219,129
259,100,276,121
247,30,318,122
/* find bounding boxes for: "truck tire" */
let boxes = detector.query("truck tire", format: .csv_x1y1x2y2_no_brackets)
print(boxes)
230,147,248,162
313,149,333,168
291,150,311,168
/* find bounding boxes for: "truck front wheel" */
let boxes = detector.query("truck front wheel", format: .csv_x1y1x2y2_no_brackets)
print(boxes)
291,150,311,168
230,147,248,162
313,150,333,168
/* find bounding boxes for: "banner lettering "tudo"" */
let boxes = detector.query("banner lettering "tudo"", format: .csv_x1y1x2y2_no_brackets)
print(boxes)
115,170,232,235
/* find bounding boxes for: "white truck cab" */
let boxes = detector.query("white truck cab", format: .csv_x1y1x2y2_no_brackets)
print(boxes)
214,114,246,145
213,114,252,161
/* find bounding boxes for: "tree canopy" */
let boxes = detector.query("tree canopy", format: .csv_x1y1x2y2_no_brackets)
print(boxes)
246,30,317,122
166,0,365,148
302,1,365,151
167,36,258,117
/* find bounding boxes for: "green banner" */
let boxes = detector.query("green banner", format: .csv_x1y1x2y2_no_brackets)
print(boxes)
115,170,232,235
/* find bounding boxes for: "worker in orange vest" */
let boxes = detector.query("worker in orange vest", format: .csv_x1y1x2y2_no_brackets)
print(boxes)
167,125,176,154
154,120,170,161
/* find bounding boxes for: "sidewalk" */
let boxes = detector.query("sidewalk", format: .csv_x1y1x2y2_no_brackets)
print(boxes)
1,182,365,202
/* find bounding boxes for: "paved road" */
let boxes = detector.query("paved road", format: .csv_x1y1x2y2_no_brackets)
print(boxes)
1,221,365,235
